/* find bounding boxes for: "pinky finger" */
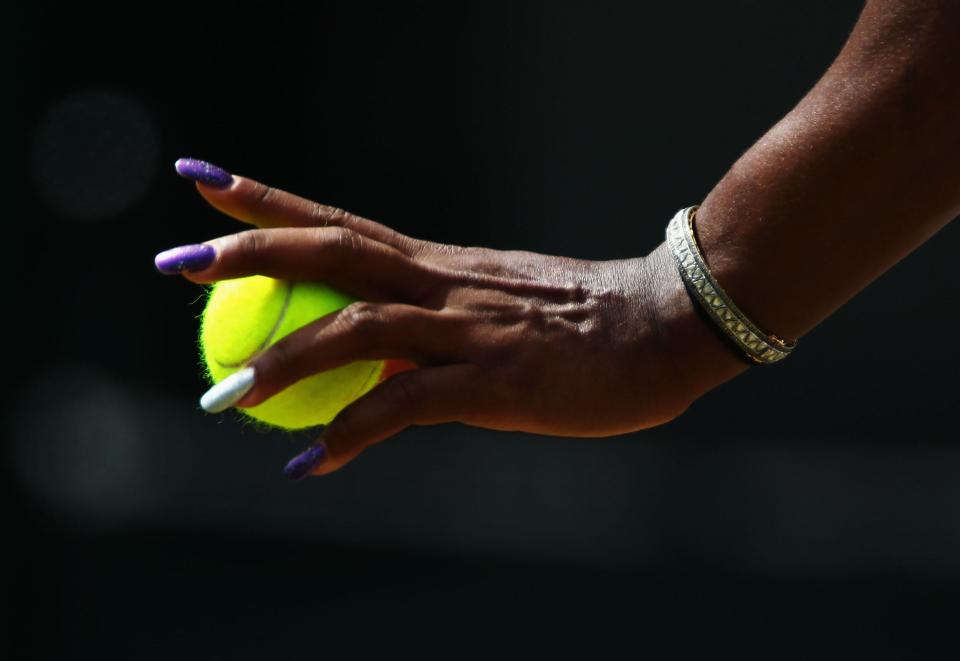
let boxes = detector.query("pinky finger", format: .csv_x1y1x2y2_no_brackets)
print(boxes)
282,363,481,480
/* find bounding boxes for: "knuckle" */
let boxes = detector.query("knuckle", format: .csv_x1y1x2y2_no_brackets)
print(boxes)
319,226,364,256
233,229,268,258
344,227,364,253
339,301,384,338
252,181,276,205
313,203,353,229
328,206,352,228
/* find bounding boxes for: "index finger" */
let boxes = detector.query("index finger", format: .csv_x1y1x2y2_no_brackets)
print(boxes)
174,157,423,253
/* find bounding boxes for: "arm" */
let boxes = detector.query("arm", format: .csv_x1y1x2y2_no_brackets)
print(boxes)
157,0,959,478
650,0,960,384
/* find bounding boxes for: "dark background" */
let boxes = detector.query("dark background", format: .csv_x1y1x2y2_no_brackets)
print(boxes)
6,1,960,658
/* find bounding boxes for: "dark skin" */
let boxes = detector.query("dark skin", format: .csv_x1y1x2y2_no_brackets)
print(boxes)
183,185,730,474
171,0,959,476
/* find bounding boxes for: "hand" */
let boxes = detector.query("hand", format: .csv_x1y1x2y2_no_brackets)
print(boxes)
157,159,748,478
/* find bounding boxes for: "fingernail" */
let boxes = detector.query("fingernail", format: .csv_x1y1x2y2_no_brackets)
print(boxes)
154,243,216,274
283,442,328,481
174,157,234,188
200,367,256,413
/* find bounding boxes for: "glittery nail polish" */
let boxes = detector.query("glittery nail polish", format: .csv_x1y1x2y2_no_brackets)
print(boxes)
174,157,234,188
283,442,328,481
154,243,216,274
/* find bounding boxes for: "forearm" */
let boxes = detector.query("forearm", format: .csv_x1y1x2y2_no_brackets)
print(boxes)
668,0,960,348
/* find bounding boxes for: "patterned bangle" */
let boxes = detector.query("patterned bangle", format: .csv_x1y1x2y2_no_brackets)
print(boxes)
665,205,796,365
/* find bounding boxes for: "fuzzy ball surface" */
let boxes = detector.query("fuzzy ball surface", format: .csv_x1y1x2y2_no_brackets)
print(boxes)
200,275,384,430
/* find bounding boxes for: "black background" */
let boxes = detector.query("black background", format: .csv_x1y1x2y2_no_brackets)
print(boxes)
6,1,960,658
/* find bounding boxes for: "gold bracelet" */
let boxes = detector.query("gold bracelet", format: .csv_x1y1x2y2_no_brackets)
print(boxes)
665,205,796,365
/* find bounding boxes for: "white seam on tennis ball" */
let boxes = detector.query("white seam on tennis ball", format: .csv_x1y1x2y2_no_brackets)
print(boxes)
215,282,295,368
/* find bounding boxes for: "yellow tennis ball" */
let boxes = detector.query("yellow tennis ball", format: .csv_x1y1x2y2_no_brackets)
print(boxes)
199,275,384,430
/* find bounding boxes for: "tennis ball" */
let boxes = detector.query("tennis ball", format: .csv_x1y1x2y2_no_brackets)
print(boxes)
199,275,384,430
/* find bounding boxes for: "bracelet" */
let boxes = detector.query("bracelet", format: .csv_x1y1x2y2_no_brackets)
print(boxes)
665,205,796,365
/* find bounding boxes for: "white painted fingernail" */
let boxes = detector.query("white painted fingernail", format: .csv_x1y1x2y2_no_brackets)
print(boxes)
200,367,256,413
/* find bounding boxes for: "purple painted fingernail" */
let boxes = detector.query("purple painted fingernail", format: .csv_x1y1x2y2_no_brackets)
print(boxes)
154,243,216,274
174,157,234,188
283,442,328,481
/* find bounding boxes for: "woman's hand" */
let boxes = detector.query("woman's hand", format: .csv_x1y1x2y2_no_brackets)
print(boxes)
157,159,748,478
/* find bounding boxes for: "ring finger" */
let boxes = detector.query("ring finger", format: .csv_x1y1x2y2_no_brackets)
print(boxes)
230,302,470,410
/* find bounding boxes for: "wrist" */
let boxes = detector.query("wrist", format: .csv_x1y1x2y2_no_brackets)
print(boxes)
642,240,751,403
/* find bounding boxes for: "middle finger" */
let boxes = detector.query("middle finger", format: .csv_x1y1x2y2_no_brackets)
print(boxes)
177,226,441,303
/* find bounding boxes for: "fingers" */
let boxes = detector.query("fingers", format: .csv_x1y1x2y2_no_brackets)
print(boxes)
282,363,482,479
186,165,424,254
180,226,440,303
237,302,468,408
